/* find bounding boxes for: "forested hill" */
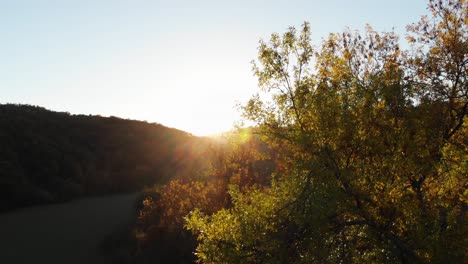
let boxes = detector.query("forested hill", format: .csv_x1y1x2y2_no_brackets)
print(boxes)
0,104,203,211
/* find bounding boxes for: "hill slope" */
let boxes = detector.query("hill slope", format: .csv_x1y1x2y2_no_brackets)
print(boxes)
0,104,200,211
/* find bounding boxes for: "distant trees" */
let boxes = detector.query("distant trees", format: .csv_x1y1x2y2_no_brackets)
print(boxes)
186,0,467,263
0,104,198,211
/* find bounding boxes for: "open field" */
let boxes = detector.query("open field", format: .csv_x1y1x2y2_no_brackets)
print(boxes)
0,193,138,264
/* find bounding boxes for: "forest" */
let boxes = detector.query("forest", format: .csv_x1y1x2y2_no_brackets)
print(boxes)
0,103,210,211
1,0,466,263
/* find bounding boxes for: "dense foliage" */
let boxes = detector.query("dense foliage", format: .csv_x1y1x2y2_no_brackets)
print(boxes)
134,128,278,263
0,104,201,211
186,1,467,263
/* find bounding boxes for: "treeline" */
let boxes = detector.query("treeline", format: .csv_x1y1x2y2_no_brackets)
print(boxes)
0,104,205,211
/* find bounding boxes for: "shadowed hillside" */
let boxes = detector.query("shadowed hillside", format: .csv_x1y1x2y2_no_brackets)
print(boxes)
0,104,206,211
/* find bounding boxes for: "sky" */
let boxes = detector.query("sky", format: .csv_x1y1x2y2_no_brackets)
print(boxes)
0,0,429,136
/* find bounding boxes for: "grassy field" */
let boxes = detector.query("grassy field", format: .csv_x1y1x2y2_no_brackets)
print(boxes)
0,193,138,264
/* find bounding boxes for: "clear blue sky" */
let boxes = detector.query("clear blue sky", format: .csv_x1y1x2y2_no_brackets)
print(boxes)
0,0,428,135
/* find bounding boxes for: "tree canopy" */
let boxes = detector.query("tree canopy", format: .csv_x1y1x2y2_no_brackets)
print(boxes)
186,0,467,263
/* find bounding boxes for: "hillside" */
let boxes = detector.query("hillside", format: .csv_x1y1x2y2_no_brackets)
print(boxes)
0,104,204,211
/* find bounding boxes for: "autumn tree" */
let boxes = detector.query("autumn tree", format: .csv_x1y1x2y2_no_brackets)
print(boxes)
186,0,467,263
